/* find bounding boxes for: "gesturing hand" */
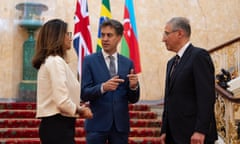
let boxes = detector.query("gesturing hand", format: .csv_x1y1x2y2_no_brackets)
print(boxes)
127,69,138,90
102,75,124,92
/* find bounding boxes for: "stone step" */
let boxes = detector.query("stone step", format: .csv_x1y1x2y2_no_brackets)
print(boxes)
0,137,161,144
0,118,161,128
0,127,161,138
0,102,161,144
0,110,158,119
150,104,164,119
136,100,164,119
0,102,151,111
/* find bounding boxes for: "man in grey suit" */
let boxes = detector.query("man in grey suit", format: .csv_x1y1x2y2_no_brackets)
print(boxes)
160,17,218,144
81,19,140,144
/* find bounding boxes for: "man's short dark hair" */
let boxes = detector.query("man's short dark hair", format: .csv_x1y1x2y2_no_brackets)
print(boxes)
100,19,124,36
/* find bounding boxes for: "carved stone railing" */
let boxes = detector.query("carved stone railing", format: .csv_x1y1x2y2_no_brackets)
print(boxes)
209,37,240,77
215,84,240,144
209,37,240,144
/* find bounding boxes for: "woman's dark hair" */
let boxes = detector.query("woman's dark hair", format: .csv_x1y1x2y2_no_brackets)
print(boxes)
32,19,67,69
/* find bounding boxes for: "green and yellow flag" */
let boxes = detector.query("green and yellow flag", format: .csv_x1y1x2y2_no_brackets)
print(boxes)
96,0,112,52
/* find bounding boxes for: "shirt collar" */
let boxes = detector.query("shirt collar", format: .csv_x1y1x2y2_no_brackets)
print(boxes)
102,50,118,60
177,41,190,58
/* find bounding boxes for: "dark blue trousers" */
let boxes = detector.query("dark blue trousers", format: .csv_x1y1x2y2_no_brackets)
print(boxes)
86,123,128,144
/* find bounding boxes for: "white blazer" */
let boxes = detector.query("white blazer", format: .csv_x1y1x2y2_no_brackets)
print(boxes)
36,55,80,118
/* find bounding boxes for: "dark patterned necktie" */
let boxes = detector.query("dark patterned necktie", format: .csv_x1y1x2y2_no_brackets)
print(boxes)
109,56,116,77
170,55,180,77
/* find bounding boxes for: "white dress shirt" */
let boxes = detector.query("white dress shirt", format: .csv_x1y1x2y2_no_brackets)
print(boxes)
177,41,190,58
102,50,118,73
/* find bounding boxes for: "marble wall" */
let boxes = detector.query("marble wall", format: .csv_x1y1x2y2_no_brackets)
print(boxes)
0,0,239,101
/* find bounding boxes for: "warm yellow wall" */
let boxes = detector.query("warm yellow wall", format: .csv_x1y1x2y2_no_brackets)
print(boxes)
0,0,239,101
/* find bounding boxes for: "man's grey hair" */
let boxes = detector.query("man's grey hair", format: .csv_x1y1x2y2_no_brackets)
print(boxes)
167,17,191,37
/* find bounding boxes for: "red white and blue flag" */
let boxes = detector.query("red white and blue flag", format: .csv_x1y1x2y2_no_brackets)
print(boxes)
74,0,92,76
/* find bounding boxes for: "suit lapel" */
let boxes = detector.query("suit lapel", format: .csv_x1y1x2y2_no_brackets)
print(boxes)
168,44,193,90
97,52,112,78
117,54,123,76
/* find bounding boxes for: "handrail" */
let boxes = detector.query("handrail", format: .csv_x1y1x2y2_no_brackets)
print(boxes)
215,84,240,103
209,36,240,53
210,37,240,143
209,36,240,103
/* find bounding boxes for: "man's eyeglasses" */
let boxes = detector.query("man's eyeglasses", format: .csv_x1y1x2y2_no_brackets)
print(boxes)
163,30,178,36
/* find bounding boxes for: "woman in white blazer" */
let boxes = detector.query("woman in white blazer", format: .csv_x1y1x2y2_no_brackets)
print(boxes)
32,19,92,144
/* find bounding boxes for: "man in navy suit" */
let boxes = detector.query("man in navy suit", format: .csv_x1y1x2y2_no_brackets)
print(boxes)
160,17,218,144
81,19,140,144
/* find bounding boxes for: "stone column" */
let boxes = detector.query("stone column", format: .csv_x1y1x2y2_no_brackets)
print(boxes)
16,2,48,102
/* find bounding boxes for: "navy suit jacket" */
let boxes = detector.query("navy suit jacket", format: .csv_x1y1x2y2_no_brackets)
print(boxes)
161,44,218,143
81,51,140,133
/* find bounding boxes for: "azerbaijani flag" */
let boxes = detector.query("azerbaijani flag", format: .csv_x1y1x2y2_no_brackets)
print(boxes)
73,0,92,76
96,0,112,52
121,0,141,73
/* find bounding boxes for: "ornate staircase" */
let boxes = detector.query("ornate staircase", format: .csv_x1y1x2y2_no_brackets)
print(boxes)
0,102,162,144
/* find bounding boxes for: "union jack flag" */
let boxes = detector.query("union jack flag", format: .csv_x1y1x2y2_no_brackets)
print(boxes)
74,0,92,77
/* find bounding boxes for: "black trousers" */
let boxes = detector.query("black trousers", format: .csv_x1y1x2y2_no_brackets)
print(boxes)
39,114,76,144
165,122,215,144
